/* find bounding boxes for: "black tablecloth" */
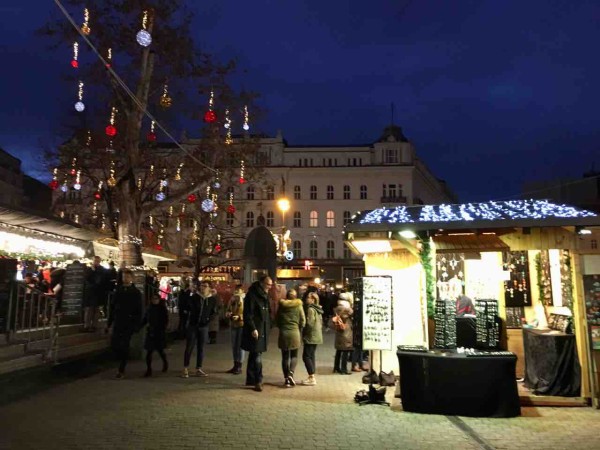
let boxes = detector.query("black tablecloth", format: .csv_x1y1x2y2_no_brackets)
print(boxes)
397,351,520,418
455,316,502,349
522,328,581,396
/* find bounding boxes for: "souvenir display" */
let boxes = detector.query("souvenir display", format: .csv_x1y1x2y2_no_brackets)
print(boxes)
475,299,499,348
434,299,456,349
503,251,531,307
505,306,525,328
436,253,465,301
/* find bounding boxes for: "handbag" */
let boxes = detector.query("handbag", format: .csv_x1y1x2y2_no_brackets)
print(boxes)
379,370,396,386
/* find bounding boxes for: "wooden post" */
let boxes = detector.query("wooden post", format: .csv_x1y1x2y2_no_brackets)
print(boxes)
572,252,592,399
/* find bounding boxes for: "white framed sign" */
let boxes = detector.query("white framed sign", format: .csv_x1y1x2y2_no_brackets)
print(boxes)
362,276,393,350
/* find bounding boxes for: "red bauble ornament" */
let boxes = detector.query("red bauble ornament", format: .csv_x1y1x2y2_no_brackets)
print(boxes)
239,177,246,184
49,180,59,190
69,168,77,176
105,63,111,69
154,244,163,251
203,110,217,123
94,191,102,200
214,244,222,253
105,125,117,137
187,194,197,203
226,204,236,214
71,60,78,68
147,132,157,142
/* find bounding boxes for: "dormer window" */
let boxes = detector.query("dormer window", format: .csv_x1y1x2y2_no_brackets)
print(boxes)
384,148,399,164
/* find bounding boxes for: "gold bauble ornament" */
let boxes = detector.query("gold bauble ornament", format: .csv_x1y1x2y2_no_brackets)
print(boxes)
81,25,91,35
107,176,117,187
159,94,172,108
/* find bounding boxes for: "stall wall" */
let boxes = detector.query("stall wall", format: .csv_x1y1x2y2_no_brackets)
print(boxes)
365,251,425,372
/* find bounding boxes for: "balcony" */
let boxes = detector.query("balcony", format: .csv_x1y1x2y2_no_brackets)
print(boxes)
380,195,407,204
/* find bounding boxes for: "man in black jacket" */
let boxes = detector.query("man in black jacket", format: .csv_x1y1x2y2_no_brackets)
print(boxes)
241,275,273,392
181,280,218,378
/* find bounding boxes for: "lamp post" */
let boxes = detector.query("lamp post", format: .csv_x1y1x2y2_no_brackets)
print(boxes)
277,198,290,257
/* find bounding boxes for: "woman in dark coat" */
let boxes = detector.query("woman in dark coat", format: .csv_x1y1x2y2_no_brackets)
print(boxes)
106,269,143,379
142,294,169,377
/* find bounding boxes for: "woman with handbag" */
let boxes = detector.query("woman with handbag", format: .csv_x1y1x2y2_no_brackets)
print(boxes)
331,293,353,375
276,289,306,387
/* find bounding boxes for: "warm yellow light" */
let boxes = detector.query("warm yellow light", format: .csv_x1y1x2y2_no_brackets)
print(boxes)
349,240,392,254
314,277,321,284
277,198,290,212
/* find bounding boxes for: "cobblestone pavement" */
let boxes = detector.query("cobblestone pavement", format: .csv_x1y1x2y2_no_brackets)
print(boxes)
1,329,599,450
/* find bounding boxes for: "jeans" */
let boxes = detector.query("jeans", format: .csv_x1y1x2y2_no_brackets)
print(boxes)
84,306,98,329
230,327,245,363
146,350,167,370
302,344,317,375
334,350,351,372
352,348,367,366
281,349,299,378
183,326,209,368
246,351,263,385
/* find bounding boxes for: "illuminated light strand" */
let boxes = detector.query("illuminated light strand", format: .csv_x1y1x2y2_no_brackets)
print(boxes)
174,162,183,181
119,235,142,246
71,41,79,68
105,47,112,68
239,160,246,184
243,105,250,131
159,83,172,108
73,170,82,190
106,106,118,136
75,81,85,112
107,161,117,187
136,10,152,47
86,130,92,147
224,109,232,144
81,7,90,35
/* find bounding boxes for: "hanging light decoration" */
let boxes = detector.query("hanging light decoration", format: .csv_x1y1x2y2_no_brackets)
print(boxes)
105,106,117,136
71,42,79,68
94,181,103,199
60,179,69,193
147,120,157,142
213,170,221,189
70,158,77,176
81,8,91,35
75,81,85,112
243,105,250,131
161,168,168,187
136,10,152,47
224,108,233,144
159,83,172,108
187,193,197,203
105,47,112,68
202,185,215,212
174,163,183,181
49,168,59,190
239,159,246,184
227,191,236,214
203,88,217,123
107,161,117,187
156,173,166,201
73,170,82,190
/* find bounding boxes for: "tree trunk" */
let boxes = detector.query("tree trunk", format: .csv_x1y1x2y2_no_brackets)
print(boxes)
117,177,144,266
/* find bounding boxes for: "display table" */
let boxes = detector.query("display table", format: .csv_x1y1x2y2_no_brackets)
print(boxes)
522,328,581,396
455,316,503,349
397,351,520,417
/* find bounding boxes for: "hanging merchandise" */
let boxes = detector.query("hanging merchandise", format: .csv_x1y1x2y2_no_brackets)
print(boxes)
136,10,152,47
49,168,59,190
204,89,217,123
243,105,250,131
105,107,117,136
81,8,91,35
159,83,172,108
71,42,79,68
147,120,157,142
75,81,85,112
239,159,246,184
105,48,112,68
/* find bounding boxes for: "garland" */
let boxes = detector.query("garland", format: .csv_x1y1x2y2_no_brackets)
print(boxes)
420,239,435,318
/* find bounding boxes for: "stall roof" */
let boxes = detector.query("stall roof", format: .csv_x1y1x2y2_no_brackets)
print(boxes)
346,199,599,233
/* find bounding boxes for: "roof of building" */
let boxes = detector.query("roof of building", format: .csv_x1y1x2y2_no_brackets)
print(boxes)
345,199,599,232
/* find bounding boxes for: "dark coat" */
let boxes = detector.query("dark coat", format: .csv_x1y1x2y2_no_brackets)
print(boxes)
185,292,218,328
241,281,271,353
142,302,169,351
83,265,109,307
108,284,143,351
333,302,353,351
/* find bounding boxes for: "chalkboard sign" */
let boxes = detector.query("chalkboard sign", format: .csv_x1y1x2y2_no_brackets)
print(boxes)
361,276,393,351
62,262,86,317
505,306,524,328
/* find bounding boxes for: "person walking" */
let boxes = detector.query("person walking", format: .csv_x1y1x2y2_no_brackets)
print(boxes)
177,283,191,339
301,291,323,386
106,269,143,379
225,286,245,374
83,256,109,332
332,293,353,375
241,275,273,392
181,281,218,378
142,293,169,377
208,288,222,344
276,289,306,387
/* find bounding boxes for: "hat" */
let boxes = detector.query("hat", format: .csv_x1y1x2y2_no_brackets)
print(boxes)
338,293,350,301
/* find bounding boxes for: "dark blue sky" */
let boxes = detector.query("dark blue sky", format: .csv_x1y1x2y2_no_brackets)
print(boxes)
1,0,599,201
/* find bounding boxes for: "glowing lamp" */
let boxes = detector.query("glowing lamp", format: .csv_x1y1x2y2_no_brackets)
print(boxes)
75,101,85,112
187,194,197,203
105,125,117,137
204,110,217,123
277,198,290,213
136,30,152,47
147,132,156,142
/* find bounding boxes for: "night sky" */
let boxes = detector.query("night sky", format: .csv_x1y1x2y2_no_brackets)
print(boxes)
1,0,599,201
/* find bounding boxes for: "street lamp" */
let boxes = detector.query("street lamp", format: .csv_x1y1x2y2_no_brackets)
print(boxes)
277,198,290,257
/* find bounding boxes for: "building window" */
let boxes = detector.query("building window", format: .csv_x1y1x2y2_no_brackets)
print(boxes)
360,185,367,199
343,243,352,259
293,211,302,228
245,211,254,228
343,185,350,199
266,211,274,227
293,240,302,258
294,185,301,200
298,159,302,167
246,185,255,200
326,210,335,227
310,185,317,200
343,210,352,225
266,186,275,200
226,213,234,227
326,240,335,258
384,148,399,164
310,240,318,258
592,239,598,250
309,210,318,227
326,185,334,200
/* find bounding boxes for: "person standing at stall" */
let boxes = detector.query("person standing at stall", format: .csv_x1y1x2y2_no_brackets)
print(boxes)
241,276,273,392
225,286,245,374
331,293,353,375
276,289,306,387
83,256,109,332
302,291,324,385
106,269,143,379
142,293,169,377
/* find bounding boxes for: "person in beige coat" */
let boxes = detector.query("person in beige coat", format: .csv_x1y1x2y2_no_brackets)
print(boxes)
225,286,245,374
276,289,306,387
331,294,353,375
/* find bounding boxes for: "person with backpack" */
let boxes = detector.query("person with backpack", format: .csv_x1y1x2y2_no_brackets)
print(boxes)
331,293,353,375
301,291,323,386
276,289,306,387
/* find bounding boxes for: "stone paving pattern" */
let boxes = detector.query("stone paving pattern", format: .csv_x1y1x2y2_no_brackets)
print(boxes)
1,329,599,450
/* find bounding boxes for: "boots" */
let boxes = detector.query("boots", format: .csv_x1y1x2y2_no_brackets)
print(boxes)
233,361,242,375
144,367,152,377
340,351,351,375
333,350,342,373
226,363,237,374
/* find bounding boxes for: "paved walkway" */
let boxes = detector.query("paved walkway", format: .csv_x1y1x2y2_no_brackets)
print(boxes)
0,329,599,450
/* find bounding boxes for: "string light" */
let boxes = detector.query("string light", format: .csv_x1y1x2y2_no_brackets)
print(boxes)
156,172,166,201
75,81,85,112
105,106,117,136
81,8,90,35
136,10,152,47
92,201,98,219
71,42,79,68
137,176,142,190
159,83,172,108
105,48,112,68
70,157,77,176
202,185,215,212
147,120,157,142
73,170,82,190
243,105,250,131
107,161,117,187
148,215,154,229
239,159,246,184
49,168,59,190
86,130,92,147
93,181,103,200
176,217,181,232
204,88,217,123
227,192,235,214
174,163,183,181
224,108,233,144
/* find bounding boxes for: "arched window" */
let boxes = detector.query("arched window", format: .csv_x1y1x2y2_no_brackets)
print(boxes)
266,211,274,227
360,185,367,200
226,213,234,227
309,240,318,258
246,185,255,200
326,185,334,200
310,185,317,200
245,211,254,228
266,186,275,200
343,210,352,225
326,210,335,227
326,240,335,258
293,211,302,228
343,243,352,259
294,185,301,200
343,185,351,200
309,210,318,227
293,240,302,258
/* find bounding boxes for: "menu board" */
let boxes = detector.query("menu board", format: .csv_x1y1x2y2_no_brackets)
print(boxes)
361,276,393,350
62,262,86,317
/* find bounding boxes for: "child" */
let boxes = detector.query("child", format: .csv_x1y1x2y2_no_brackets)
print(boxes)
143,293,169,377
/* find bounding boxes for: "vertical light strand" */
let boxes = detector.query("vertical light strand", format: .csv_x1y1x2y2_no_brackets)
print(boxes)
81,8,90,35
75,81,85,112
243,105,250,131
71,42,79,68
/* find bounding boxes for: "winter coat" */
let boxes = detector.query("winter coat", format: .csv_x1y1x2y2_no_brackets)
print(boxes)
333,302,353,351
142,302,169,351
276,299,306,350
83,265,109,307
108,284,143,352
303,304,324,345
209,294,222,332
185,292,218,328
226,294,244,328
241,281,271,353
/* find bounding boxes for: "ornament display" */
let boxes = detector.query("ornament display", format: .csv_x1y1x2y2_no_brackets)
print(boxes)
75,102,85,112
187,194,197,203
136,11,152,47
81,8,90,35
213,181,221,189
155,192,166,201
74,81,85,112
73,183,81,191
105,106,118,136
69,168,76,176
214,244,222,253
94,191,102,200
159,83,172,108
71,42,79,68
227,204,236,214
49,180,59,190
239,177,246,184
201,198,215,212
